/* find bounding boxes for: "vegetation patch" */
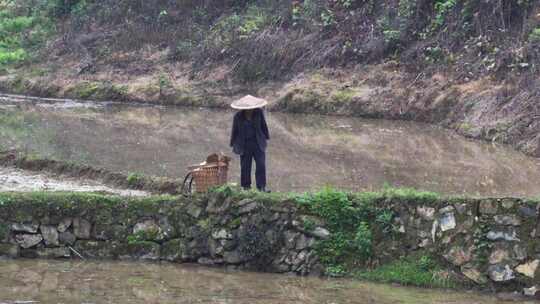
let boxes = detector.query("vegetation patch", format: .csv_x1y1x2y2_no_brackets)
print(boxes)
529,28,540,43
356,254,461,289
66,81,128,101
293,186,440,276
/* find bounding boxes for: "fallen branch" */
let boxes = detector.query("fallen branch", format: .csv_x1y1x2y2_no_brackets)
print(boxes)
69,246,85,260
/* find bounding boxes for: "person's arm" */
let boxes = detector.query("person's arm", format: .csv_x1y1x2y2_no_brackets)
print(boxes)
230,113,239,147
261,110,270,140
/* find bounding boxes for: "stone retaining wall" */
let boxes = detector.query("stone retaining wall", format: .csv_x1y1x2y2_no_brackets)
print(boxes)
0,192,327,275
386,197,540,296
1,192,540,296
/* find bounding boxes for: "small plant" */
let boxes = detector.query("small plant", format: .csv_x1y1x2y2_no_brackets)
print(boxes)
424,46,444,63
126,172,143,187
127,229,159,244
529,28,540,43
320,9,336,28
340,0,353,9
383,30,400,44
170,40,193,61
419,255,434,271
433,0,457,29
157,73,171,97
375,209,395,234
354,222,372,259
326,265,347,277
303,218,316,232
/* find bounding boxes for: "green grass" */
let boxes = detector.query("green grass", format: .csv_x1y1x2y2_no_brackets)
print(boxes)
356,255,460,289
126,172,144,187
332,89,356,104
529,28,540,43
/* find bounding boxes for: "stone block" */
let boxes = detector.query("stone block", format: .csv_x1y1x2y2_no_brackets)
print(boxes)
161,239,188,262
74,240,117,259
57,218,72,233
516,260,539,278
439,213,456,232
40,225,59,247
417,206,435,221
59,231,76,245
488,264,515,282
15,234,43,249
443,246,472,266
93,224,128,241
489,248,510,265
212,228,233,240
186,203,203,219
223,250,245,264
519,206,537,218
73,218,91,239
487,229,519,242
11,222,39,233
309,227,330,239
35,247,70,259
494,215,521,226
480,200,498,215
461,265,488,284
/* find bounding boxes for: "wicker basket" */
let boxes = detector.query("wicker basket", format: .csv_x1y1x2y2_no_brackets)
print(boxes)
190,162,229,193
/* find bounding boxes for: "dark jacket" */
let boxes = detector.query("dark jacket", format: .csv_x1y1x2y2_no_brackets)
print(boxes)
230,109,270,155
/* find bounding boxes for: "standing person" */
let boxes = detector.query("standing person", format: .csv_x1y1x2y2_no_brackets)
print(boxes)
230,95,270,192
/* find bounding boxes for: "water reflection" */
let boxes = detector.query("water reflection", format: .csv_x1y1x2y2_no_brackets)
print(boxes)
0,260,514,304
1,98,540,197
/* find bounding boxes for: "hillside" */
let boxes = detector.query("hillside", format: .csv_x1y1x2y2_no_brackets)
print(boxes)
0,0,539,157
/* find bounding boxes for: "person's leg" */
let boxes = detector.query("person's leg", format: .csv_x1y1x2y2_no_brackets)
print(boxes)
240,151,253,190
254,148,266,191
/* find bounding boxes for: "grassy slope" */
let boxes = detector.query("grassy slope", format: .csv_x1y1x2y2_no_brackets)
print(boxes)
0,0,539,157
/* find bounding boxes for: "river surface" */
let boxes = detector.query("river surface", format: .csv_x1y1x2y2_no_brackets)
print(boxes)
1,94,540,197
0,259,522,304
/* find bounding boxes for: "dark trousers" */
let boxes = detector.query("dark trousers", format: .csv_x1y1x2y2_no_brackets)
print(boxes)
240,142,266,190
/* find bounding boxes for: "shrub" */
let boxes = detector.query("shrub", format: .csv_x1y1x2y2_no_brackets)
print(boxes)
529,28,540,43
354,222,372,259
127,172,143,187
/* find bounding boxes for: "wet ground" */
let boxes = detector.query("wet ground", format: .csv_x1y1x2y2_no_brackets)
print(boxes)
0,259,525,304
0,166,148,196
1,94,540,197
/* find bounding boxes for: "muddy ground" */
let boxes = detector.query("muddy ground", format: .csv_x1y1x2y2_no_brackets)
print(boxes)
0,166,148,196
1,60,538,159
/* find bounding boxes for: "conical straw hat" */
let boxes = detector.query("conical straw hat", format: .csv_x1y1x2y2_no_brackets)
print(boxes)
231,95,268,110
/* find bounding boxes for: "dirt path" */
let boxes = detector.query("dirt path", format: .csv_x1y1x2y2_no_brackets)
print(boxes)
0,166,148,196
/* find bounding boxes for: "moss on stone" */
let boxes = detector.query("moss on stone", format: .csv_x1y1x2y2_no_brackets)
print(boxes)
0,222,9,241
161,238,188,262
116,241,160,260
0,243,19,258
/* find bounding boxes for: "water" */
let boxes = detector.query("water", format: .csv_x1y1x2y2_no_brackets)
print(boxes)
0,259,517,304
1,95,540,197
